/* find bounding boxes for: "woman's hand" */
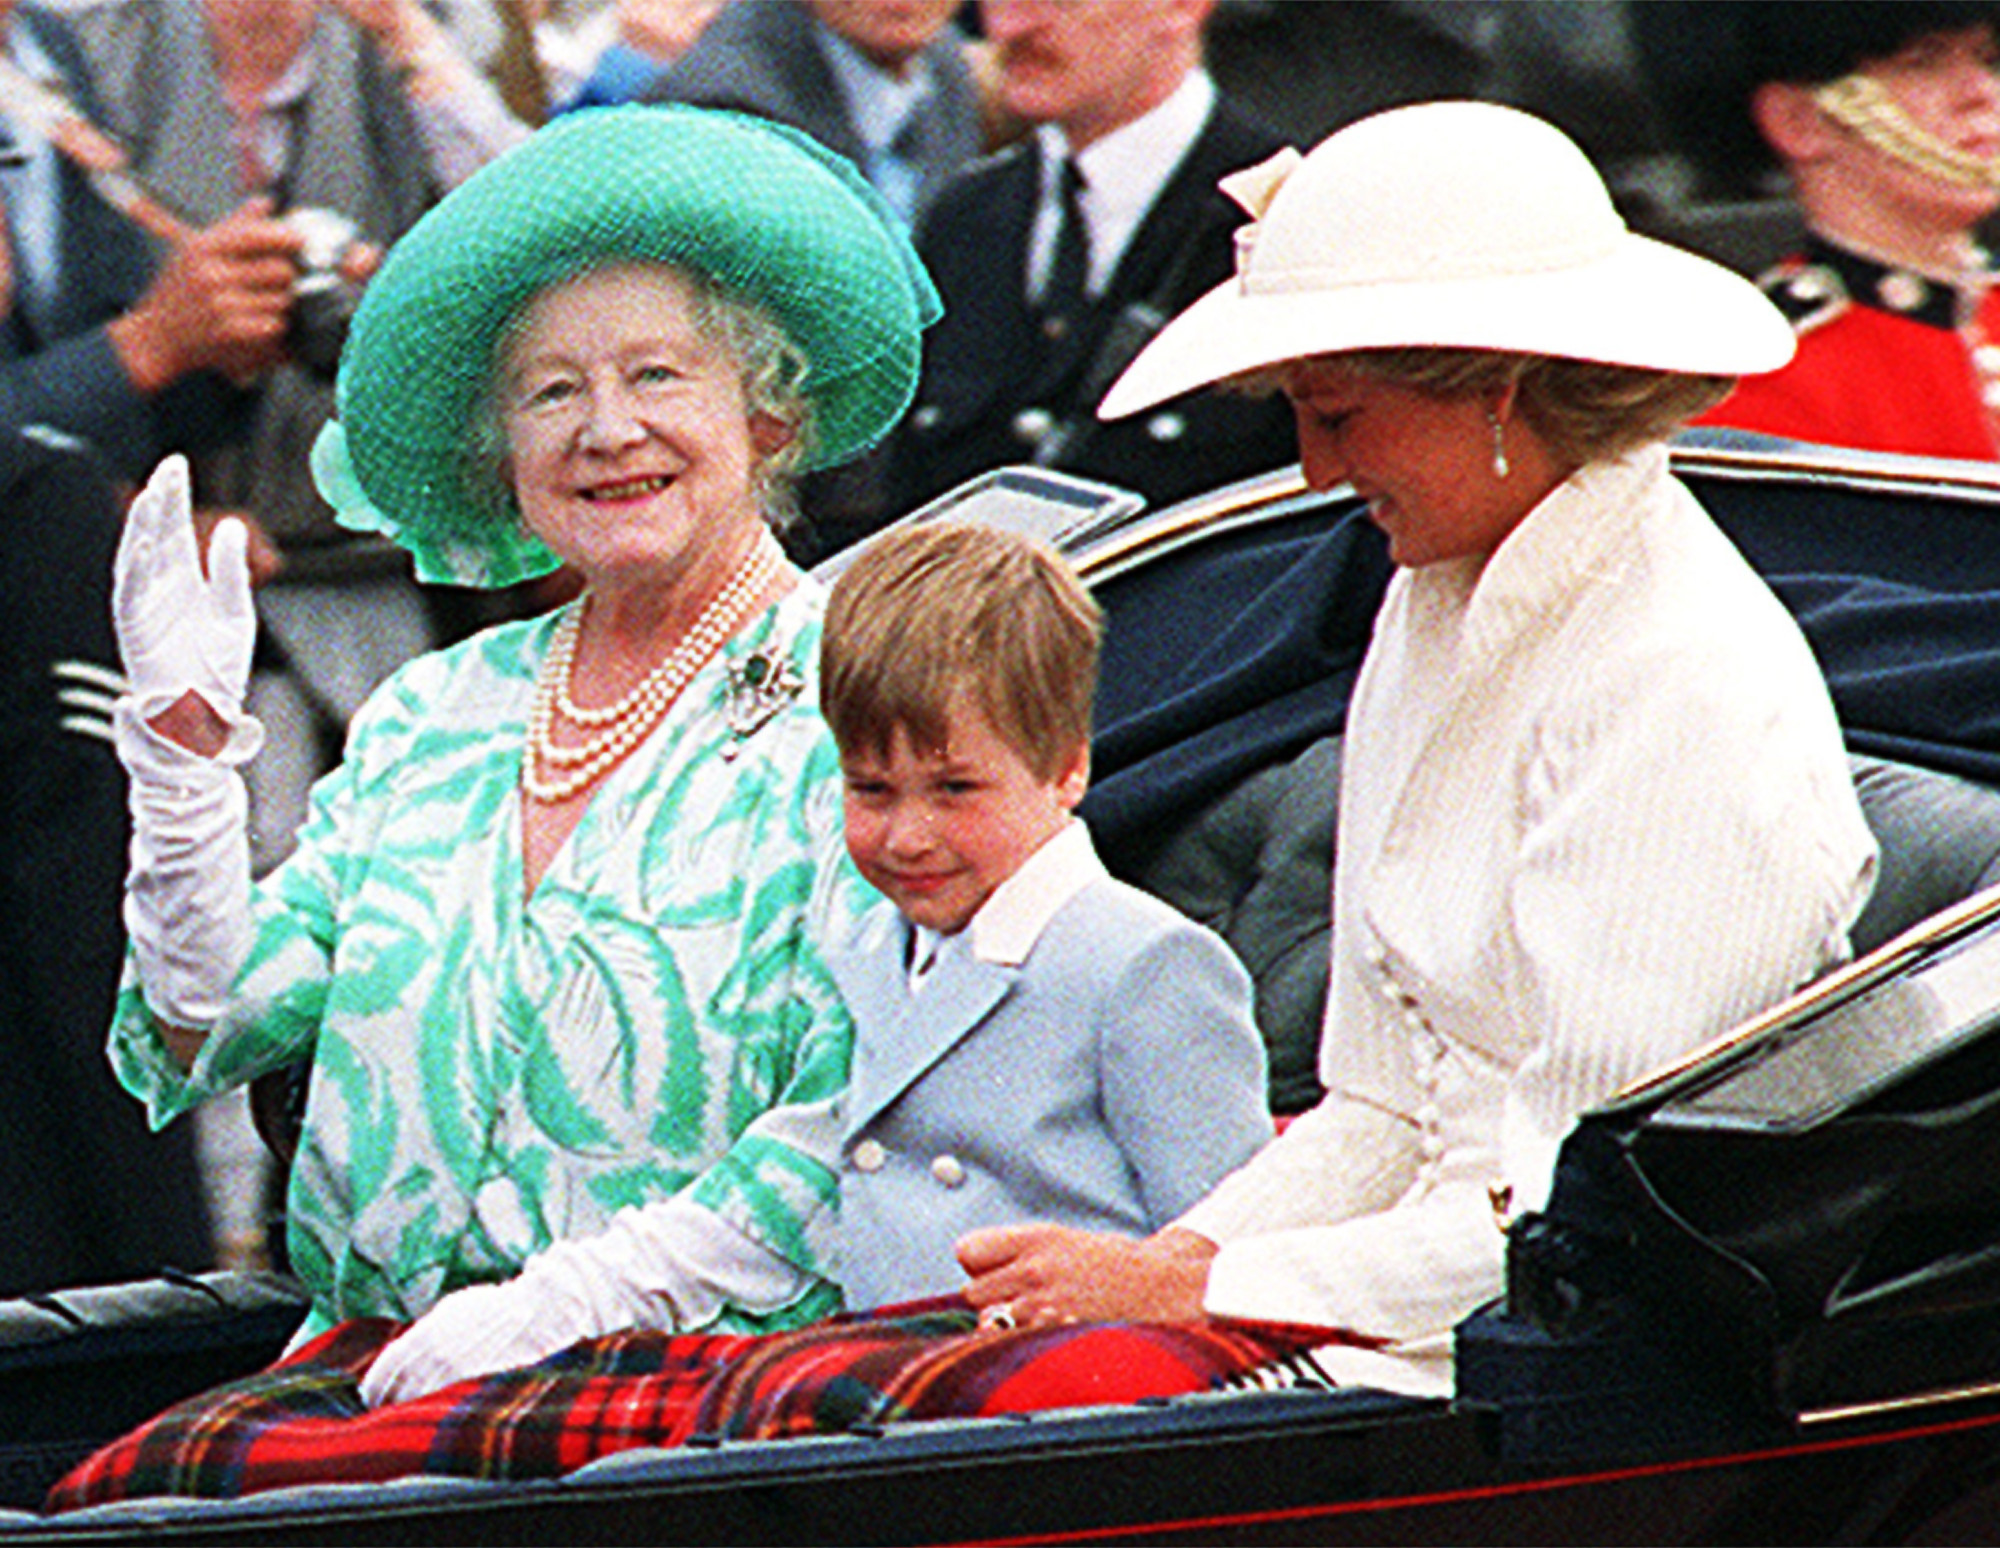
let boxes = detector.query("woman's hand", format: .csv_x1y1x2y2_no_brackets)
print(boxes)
358,1220,678,1407
113,456,258,752
114,459,262,1042
360,1279,582,1408
955,1224,1219,1328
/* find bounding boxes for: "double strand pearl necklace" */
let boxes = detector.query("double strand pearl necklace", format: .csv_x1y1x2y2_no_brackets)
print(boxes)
524,533,784,803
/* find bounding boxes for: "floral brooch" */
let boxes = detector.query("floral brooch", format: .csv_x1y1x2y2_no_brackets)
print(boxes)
722,647,805,759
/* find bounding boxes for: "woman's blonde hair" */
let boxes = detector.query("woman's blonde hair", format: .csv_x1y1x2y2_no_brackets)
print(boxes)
1328,348,1735,465
822,521,1103,781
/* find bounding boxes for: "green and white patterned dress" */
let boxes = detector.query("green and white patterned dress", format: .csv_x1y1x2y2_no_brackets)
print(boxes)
111,583,869,1341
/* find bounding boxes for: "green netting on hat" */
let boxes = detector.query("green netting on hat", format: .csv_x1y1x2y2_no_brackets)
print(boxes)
313,104,942,588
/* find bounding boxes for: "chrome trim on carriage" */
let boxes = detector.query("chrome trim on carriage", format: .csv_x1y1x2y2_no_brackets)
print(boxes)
1069,465,1310,582
1801,1375,2000,1427
1669,437,2000,505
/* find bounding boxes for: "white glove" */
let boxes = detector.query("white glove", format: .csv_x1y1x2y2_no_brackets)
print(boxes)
358,1266,633,1409
359,1197,810,1407
112,455,262,1030
113,454,257,728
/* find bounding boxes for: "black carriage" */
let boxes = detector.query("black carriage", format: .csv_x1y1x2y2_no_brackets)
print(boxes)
8,437,2000,1545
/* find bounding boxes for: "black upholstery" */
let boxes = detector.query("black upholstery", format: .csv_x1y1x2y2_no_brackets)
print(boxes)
1849,754,2000,954
0,1271,306,1510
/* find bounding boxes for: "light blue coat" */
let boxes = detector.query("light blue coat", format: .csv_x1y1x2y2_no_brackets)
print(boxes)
827,874,1274,1311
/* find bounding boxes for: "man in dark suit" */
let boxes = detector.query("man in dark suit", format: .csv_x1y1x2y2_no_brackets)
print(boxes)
641,0,984,232
0,1,301,485
874,0,1297,549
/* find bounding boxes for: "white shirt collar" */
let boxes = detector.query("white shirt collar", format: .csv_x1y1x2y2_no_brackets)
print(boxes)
239,21,321,190
2,20,64,310
818,25,935,154
910,819,1105,980
1034,70,1215,295
4,13,54,87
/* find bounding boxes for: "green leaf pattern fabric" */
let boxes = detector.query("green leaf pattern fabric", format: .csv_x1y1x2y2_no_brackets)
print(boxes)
110,585,868,1341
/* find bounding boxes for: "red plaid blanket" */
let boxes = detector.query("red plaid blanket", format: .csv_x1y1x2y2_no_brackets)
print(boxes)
48,1303,1333,1509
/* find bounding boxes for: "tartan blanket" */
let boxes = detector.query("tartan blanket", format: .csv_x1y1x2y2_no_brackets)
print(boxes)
47,1303,1333,1509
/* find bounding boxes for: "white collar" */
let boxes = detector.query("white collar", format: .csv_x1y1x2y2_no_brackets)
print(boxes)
912,819,1104,974
4,14,54,86
1413,444,1668,669
1,21,63,307
1036,70,1214,290
1061,69,1214,196
234,19,321,191
818,25,934,154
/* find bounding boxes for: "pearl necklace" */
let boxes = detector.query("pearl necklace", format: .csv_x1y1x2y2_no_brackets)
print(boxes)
524,534,784,803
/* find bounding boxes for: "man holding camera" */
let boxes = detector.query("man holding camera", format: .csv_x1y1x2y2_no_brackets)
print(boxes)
67,0,527,883
7,0,522,1272
0,1,301,483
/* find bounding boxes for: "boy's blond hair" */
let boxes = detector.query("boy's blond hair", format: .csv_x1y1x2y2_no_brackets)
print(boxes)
821,521,1103,781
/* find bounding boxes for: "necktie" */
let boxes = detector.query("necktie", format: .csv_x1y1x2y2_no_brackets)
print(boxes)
908,928,942,993
1038,156,1089,342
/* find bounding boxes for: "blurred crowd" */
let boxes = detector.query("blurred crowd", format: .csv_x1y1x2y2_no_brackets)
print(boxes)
5,0,1996,1292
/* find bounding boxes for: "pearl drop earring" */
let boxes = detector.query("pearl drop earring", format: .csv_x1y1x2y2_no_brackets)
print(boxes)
1487,409,1511,479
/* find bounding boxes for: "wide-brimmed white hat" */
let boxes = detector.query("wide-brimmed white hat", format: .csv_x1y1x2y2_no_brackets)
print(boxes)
1100,100,1795,420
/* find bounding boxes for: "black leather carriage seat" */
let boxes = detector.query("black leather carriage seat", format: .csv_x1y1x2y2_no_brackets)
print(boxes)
0,1271,306,1510
1849,753,2000,954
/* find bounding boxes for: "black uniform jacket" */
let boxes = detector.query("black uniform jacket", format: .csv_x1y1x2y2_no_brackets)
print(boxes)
886,99,1300,521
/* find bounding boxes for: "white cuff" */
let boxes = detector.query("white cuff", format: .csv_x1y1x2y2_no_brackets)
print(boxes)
117,691,265,767
115,699,259,1028
529,1195,810,1334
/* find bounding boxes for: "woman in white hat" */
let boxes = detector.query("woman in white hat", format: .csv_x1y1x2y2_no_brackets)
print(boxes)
956,100,1880,1397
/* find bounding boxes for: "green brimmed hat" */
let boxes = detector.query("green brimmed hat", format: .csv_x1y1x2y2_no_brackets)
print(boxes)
311,104,942,587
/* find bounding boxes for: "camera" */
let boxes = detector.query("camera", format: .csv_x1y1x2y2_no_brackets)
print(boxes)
280,207,363,381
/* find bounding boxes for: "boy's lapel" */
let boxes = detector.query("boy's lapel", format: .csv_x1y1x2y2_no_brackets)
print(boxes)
831,916,1019,1142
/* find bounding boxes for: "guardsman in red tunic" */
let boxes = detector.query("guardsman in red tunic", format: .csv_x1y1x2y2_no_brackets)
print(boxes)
1713,237,2000,460
1644,3,2000,459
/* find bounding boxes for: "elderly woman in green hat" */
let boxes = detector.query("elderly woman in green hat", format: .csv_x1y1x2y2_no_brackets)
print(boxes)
104,106,939,1354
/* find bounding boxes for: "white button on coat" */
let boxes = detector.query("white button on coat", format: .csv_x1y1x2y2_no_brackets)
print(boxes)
931,1154,966,1188
1011,406,1056,445
853,1139,887,1173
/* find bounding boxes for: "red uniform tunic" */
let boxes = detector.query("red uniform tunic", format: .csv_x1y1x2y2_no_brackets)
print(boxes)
1698,235,2000,461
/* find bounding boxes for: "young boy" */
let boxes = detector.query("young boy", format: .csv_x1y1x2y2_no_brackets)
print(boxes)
818,519,1275,1311
357,521,1272,1403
